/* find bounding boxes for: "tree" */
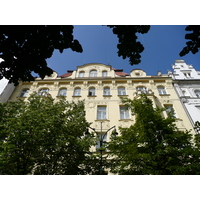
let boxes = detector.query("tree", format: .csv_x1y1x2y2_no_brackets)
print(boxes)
0,25,150,85
0,25,83,85
107,94,198,175
0,25,199,85
179,25,200,57
0,93,97,175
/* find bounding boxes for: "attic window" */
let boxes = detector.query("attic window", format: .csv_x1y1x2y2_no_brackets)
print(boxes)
135,72,140,76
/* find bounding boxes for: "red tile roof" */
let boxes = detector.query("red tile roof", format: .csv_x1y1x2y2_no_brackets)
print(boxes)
59,70,73,78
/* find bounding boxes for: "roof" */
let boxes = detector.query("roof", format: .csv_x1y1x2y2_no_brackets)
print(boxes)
59,71,73,78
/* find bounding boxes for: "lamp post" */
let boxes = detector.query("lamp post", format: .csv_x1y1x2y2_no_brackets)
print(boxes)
86,122,118,175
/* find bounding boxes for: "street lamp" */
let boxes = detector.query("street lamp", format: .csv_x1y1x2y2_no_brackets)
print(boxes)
85,121,118,175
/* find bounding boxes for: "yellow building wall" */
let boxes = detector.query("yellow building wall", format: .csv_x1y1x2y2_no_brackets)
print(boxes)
9,63,195,141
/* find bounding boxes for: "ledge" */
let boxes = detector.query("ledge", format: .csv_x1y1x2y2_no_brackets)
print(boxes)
72,95,82,97
95,119,110,122
103,95,112,97
159,94,170,96
119,119,133,121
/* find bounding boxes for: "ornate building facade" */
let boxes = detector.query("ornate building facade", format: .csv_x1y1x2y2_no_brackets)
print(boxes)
169,59,200,132
9,63,195,143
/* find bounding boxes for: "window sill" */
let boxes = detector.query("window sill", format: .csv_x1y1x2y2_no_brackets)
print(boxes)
17,96,27,98
72,95,81,97
87,95,97,97
118,95,128,97
159,94,170,96
95,119,110,122
119,119,133,121
103,95,112,97
56,95,67,97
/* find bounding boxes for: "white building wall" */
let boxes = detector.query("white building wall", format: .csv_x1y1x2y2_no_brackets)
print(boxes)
169,59,200,130
0,77,15,103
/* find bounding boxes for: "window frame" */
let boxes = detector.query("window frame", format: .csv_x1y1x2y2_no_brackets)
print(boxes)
103,87,111,96
89,70,97,77
102,71,108,77
58,88,67,96
120,106,130,120
118,87,126,96
194,90,200,98
19,89,29,97
97,106,107,120
136,86,147,94
164,104,176,118
78,71,85,78
73,88,81,96
38,88,49,96
88,87,96,96
157,86,167,95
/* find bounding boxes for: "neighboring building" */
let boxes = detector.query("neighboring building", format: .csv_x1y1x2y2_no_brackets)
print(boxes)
0,77,15,103
169,59,200,132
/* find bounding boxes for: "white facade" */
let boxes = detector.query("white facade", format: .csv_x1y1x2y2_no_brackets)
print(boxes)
169,59,200,130
0,77,15,103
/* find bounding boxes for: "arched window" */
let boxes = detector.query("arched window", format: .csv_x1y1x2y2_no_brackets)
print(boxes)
58,88,67,96
103,87,110,96
74,88,81,96
102,71,108,77
38,88,49,96
136,86,147,94
19,89,29,97
118,87,126,95
194,90,200,98
88,87,96,96
89,70,97,77
157,86,167,95
78,71,85,77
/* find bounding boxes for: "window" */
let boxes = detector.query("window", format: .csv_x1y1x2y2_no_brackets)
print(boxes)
136,86,147,94
118,87,126,95
157,86,167,95
194,90,200,98
103,87,110,96
58,88,67,96
19,89,29,97
102,71,108,77
38,88,49,96
97,106,107,120
120,106,130,119
89,70,97,77
164,105,176,118
78,71,85,77
88,87,96,96
185,73,191,78
74,88,81,96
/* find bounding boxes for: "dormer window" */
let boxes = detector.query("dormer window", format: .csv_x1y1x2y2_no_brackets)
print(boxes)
89,70,97,77
102,71,108,77
79,71,85,77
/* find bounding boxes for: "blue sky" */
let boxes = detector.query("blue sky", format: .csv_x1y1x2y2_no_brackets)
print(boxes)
46,25,200,76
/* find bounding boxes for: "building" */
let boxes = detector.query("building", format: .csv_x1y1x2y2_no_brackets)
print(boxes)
169,59,200,132
0,77,15,103
9,62,195,135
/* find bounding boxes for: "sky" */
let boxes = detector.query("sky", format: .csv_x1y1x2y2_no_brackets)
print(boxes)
46,25,200,76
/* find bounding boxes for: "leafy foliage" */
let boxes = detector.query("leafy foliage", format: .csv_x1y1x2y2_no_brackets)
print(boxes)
0,25,82,85
0,94,97,175
0,25,199,85
107,25,150,65
107,94,199,175
180,25,200,57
